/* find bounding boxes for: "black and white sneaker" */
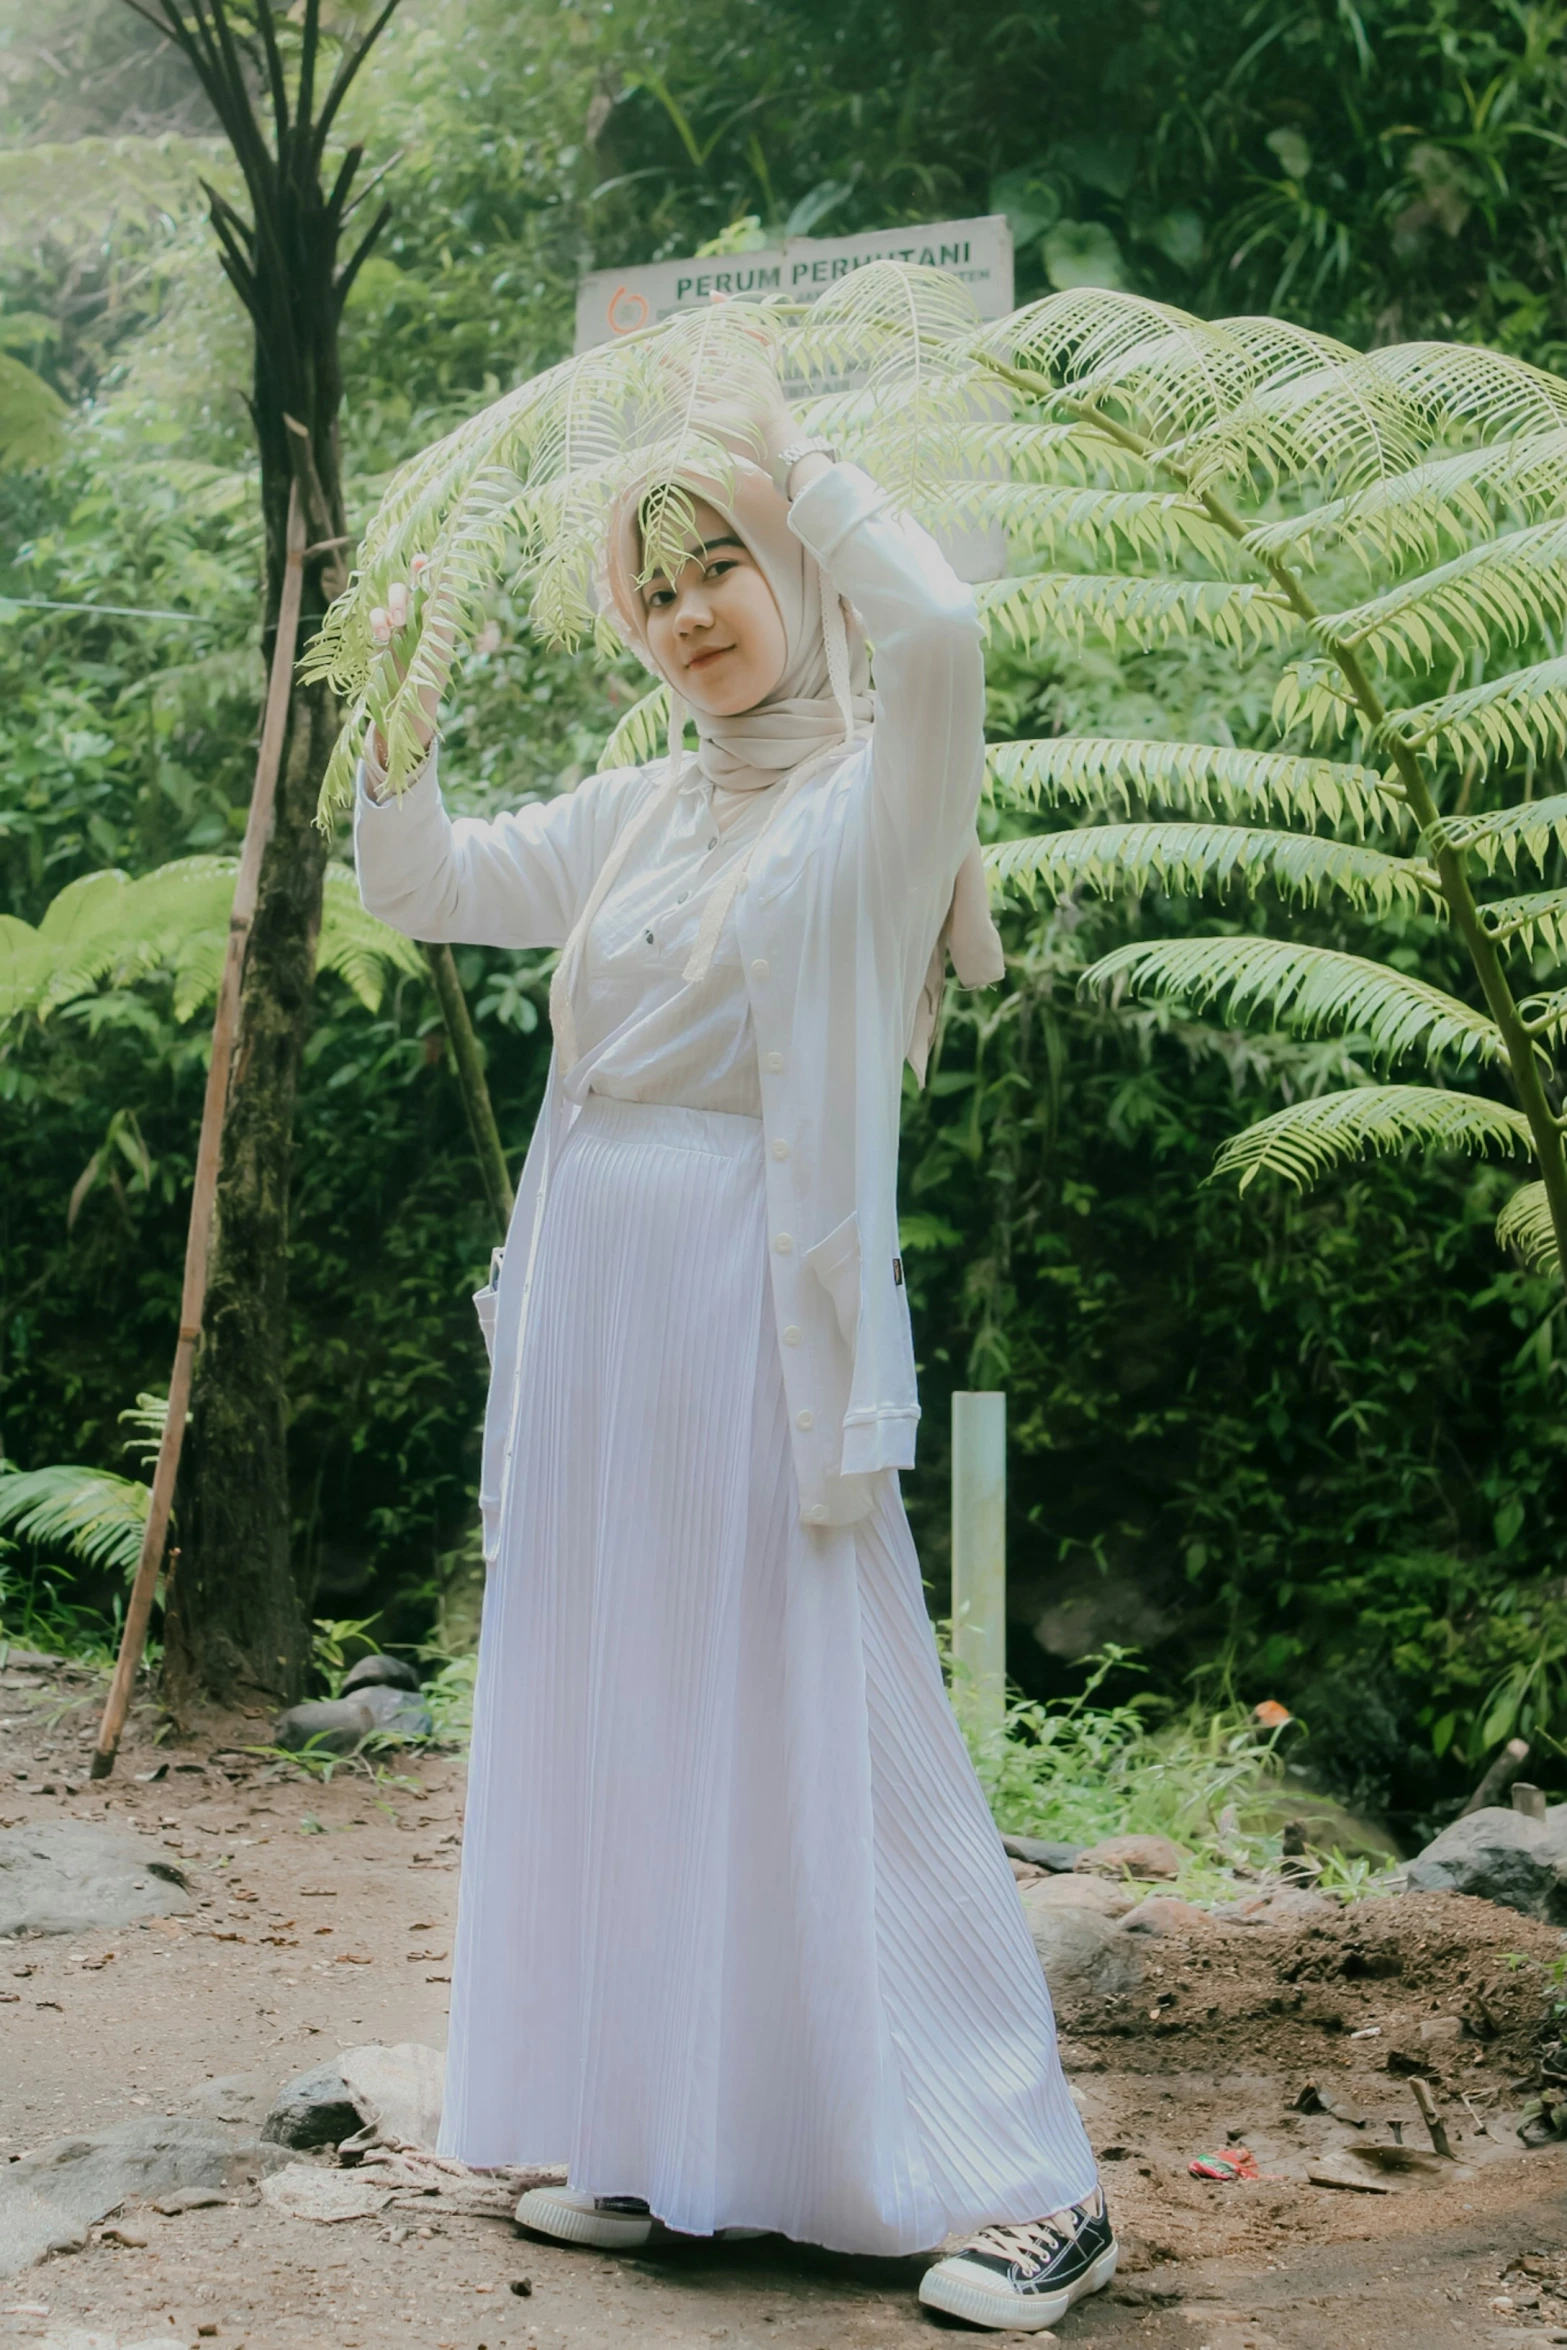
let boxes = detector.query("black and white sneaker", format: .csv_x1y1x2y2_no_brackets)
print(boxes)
514,2184,770,2248
515,2187,654,2247
917,2188,1117,2331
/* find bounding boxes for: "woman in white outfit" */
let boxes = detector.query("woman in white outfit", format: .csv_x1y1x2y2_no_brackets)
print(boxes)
353,373,1114,2334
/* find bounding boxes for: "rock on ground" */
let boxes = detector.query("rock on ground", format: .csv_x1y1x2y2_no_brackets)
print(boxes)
271,1686,434,1755
1019,1884,1145,1999
1027,1873,1136,1920
260,2164,395,2224
260,2061,363,2150
1076,1832,1186,1881
337,2042,444,2152
1405,1803,1567,1922
340,1653,421,1695
0,1821,193,1936
0,2116,283,2277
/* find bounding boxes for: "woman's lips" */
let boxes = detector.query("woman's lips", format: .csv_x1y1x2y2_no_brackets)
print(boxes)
684,644,733,672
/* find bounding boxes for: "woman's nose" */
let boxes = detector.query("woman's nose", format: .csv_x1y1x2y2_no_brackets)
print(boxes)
674,580,714,630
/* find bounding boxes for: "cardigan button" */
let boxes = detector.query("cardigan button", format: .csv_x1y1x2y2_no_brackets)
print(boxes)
782,1324,802,1345
764,1051,784,1073
750,957,769,980
807,1503,828,1524
771,1138,790,1160
795,1409,815,1431
773,1232,794,1254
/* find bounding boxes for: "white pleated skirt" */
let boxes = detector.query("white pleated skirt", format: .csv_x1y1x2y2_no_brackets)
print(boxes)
439,1096,1096,2253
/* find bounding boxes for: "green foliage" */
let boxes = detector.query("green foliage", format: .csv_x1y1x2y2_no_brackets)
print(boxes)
0,858,424,1027
0,1458,148,1575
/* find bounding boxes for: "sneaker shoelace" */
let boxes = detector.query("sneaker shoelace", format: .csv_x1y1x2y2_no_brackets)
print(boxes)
966,2212,1074,2266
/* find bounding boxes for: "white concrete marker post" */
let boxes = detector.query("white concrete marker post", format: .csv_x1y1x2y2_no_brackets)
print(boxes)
951,1390,1007,1752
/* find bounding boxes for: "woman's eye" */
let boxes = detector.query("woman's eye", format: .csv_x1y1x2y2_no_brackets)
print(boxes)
646,586,675,609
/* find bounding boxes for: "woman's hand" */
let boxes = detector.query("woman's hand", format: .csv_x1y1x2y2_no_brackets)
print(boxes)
365,556,444,787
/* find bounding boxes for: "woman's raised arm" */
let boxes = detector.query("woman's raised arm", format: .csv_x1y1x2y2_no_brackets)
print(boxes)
354,752,640,949
787,462,985,890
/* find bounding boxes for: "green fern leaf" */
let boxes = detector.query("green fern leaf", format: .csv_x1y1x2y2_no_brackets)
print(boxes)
913,478,1236,568
977,571,1294,656
0,1462,149,1577
1477,886,1567,958
599,684,671,771
987,823,1435,916
1426,790,1567,877
317,866,425,1011
1389,656,1567,768
987,737,1401,833
1320,517,1567,672
1496,1179,1559,1274
1083,934,1502,1066
1213,1084,1532,1192
1245,428,1567,572
0,352,67,470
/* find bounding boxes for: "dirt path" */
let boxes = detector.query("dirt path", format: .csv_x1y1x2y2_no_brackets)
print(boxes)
3,1654,1565,2350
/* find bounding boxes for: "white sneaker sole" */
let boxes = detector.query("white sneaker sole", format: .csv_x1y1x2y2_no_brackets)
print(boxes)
917,2238,1118,2331
514,2187,770,2250
515,2188,652,2248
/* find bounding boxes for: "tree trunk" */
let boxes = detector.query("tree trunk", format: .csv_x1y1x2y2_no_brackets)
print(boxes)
161,673,335,1706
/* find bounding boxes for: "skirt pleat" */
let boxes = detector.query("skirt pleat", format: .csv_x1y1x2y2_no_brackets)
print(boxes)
439,1096,1096,2253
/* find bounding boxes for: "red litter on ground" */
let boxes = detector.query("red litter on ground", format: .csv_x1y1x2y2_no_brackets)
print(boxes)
1190,2146,1263,2181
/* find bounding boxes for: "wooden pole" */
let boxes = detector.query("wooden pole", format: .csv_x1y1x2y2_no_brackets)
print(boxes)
90,483,308,1779
951,1390,1007,1751
422,941,515,1240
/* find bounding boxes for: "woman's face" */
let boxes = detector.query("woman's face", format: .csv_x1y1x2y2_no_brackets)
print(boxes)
639,497,787,716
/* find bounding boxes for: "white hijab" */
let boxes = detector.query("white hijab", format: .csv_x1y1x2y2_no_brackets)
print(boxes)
580,458,1003,1079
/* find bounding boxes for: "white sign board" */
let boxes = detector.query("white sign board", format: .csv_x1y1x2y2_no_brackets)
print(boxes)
575,215,1013,353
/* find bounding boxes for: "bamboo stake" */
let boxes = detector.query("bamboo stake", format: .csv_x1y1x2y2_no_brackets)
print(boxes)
90,482,308,1779
422,941,515,1239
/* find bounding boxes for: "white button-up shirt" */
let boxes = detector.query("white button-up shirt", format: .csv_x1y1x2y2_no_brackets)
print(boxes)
355,462,984,1542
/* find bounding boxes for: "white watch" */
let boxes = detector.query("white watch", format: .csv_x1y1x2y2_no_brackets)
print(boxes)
770,439,837,498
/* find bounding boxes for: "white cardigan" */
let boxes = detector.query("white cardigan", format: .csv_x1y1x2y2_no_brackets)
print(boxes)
354,461,985,1542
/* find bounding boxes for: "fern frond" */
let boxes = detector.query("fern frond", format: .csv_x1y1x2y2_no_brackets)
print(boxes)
0,1462,149,1578
598,684,670,771
1320,517,1567,672
1427,790,1567,877
1371,340,1567,447
0,858,421,1026
1083,934,1502,1065
1192,326,1426,499
987,823,1435,917
1272,655,1370,746
1212,1083,1532,1192
1388,655,1567,767
987,737,1402,834
1496,1178,1559,1274
972,290,1259,449
977,571,1294,656
913,478,1237,568
1245,429,1567,571
1477,886,1567,958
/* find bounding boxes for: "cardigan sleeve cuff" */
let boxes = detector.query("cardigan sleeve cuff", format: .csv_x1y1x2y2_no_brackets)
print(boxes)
840,1406,919,1476
787,461,890,565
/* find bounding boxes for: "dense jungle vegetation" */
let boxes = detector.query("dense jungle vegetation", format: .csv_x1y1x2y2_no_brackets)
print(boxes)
4,0,1567,1839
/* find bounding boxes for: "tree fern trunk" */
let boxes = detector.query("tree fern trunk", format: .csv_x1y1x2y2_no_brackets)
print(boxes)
139,0,398,1706
163,673,334,1706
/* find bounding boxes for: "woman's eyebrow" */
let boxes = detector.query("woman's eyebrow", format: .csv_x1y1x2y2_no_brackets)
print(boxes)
697,535,747,556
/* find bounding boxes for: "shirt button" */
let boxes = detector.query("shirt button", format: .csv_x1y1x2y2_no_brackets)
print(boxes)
771,1138,790,1160
750,957,769,980
765,1051,784,1073
807,1503,828,1524
773,1232,794,1255
795,1408,814,1431
644,928,655,944
782,1324,802,1345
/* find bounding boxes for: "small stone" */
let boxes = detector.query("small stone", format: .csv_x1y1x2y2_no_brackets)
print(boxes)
261,2062,363,2151
1077,1834,1185,1883
1001,1836,1083,1873
153,2186,230,2214
1119,1895,1211,1936
341,1654,421,1696
1019,1887,1144,2004
100,2221,150,2246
